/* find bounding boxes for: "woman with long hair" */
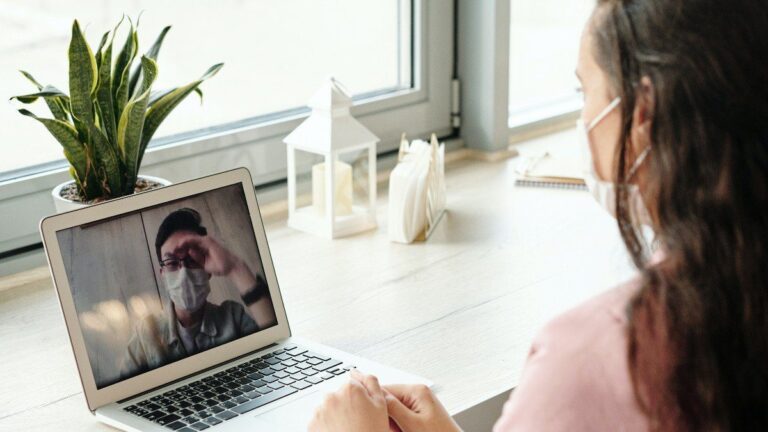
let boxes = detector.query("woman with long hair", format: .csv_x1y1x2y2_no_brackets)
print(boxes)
308,0,768,430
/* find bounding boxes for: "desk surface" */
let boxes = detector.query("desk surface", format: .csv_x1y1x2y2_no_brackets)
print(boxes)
0,130,636,431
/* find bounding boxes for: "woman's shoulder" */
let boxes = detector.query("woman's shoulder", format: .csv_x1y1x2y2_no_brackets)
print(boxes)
538,280,637,345
493,280,648,432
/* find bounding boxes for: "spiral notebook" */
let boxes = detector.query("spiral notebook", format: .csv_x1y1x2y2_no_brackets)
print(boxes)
515,152,587,190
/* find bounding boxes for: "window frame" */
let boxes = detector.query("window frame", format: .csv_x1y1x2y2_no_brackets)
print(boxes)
0,0,454,258
508,95,582,144
506,0,586,143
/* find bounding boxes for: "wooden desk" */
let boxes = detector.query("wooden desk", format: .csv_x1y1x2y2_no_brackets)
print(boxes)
0,131,636,431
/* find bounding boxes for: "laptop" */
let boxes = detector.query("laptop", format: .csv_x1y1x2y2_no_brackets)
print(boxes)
40,167,428,431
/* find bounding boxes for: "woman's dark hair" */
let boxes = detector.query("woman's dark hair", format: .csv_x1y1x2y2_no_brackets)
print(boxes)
592,0,768,430
155,208,207,262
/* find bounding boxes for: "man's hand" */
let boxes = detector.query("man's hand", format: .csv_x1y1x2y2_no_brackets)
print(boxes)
172,233,257,295
309,370,393,432
384,383,462,432
173,233,238,276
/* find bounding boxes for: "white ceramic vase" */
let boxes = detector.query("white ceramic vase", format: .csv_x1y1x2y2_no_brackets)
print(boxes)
51,175,172,214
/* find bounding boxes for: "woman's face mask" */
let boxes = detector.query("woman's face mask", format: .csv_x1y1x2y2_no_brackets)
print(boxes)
577,97,652,226
163,267,211,312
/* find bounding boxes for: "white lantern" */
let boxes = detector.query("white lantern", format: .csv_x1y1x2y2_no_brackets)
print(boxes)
284,78,379,239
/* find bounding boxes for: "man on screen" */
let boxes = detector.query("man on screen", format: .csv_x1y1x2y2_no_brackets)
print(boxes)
121,208,278,377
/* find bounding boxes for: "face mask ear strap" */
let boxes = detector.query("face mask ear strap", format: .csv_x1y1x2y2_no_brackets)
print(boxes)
588,97,622,130
628,145,652,179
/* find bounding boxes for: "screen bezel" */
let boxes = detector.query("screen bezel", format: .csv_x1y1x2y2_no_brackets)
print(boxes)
39,168,291,411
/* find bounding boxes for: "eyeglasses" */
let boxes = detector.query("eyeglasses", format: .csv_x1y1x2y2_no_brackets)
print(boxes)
160,256,202,272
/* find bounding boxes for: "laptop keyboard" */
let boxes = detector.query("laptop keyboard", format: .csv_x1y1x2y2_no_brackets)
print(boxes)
122,344,353,431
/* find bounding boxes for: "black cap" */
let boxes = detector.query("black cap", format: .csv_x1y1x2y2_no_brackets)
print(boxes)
154,208,207,263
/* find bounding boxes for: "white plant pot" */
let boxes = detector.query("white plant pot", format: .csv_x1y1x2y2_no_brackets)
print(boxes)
51,175,172,214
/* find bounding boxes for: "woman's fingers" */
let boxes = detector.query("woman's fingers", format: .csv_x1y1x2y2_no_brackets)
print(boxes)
384,391,417,431
382,384,410,399
351,369,384,399
345,373,436,432
388,418,404,432
385,384,461,432
345,378,369,399
383,384,431,410
309,380,393,432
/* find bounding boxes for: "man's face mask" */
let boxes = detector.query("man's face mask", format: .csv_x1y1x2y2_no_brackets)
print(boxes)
163,266,211,312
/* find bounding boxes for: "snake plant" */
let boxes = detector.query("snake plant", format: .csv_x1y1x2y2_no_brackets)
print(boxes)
11,18,223,201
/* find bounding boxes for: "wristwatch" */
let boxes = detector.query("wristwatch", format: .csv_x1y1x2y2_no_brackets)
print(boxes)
241,275,268,306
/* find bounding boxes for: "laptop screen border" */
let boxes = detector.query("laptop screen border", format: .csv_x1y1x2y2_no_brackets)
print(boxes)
39,168,292,412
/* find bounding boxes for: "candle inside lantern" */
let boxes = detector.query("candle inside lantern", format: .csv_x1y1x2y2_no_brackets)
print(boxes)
312,161,353,216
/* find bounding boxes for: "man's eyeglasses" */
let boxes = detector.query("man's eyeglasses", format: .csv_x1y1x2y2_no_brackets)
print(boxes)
160,256,202,272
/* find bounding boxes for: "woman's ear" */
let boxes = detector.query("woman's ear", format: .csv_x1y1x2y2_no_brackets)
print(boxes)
632,76,656,136
631,76,655,153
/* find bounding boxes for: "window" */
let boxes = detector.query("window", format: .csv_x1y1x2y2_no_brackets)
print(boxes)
0,0,453,262
508,0,594,127
1,0,413,178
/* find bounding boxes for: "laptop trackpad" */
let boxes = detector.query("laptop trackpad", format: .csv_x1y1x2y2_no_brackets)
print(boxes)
254,390,326,431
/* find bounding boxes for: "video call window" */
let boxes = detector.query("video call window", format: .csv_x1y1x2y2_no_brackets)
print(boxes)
57,184,277,389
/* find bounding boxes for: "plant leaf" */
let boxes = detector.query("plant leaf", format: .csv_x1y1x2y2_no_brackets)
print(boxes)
112,19,138,124
139,63,223,167
148,88,174,106
16,71,71,121
68,20,98,125
65,154,101,199
67,165,83,194
9,85,68,103
94,31,110,70
19,70,43,89
88,121,123,197
111,16,131,99
147,86,204,106
145,26,171,61
118,56,158,193
96,33,117,147
137,56,158,95
128,26,171,97
18,109,88,184
48,97,71,122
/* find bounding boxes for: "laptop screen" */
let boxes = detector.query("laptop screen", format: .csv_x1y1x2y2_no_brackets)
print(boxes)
55,183,278,389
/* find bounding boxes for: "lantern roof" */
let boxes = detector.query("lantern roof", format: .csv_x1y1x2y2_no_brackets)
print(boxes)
284,78,379,153
307,77,353,111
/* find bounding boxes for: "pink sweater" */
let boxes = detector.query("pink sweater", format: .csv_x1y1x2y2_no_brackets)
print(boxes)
493,281,649,431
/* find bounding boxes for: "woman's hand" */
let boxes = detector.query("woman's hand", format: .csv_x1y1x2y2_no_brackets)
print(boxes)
384,383,462,432
309,370,393,432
